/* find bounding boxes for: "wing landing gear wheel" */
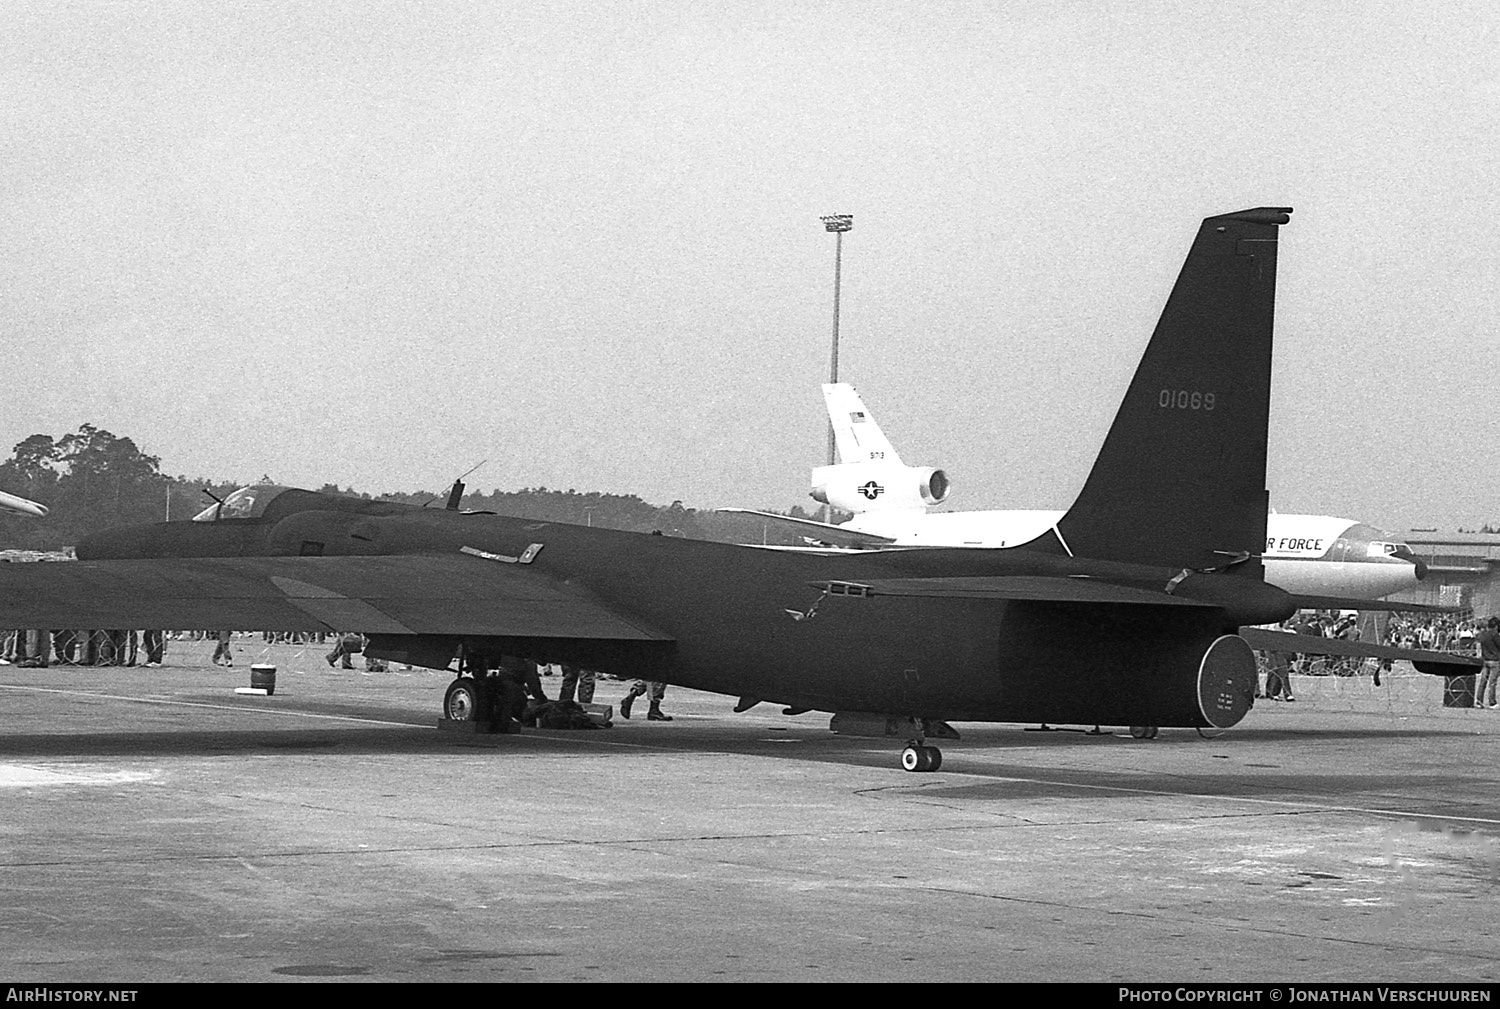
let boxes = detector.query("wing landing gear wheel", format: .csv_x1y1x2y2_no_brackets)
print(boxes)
1129,725,1159,740
444,678,481,721
900,744,942,772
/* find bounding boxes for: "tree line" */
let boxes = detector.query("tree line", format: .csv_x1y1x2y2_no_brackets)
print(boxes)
0,424,823,550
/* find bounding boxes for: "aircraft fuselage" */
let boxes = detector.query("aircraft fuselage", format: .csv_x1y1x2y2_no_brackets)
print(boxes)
76,499,1283,728
838,510,1422,600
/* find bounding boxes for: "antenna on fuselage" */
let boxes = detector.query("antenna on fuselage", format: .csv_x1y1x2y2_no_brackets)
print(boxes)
442,460,488,511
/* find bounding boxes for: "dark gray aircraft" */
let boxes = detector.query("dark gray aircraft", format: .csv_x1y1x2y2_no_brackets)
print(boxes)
0,207,1475,770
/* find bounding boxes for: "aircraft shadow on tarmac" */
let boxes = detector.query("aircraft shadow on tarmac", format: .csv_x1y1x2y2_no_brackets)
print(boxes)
905,769,1481,806
0,726,440,758
0,710,1485,792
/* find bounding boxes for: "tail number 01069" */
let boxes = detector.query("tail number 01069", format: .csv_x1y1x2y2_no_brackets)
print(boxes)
1158,389,1215,411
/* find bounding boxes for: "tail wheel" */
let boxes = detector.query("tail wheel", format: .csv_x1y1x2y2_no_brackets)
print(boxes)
1129,725,1159,740
444,678,481,721
900,745,942,772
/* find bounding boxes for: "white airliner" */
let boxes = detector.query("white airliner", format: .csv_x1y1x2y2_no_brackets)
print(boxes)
0,489,48,519
725,384,1425,601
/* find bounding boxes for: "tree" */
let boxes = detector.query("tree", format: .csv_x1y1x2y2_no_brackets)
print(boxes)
55,424,161,484
0,434,60,505
0,424,171,548
9,434,60,483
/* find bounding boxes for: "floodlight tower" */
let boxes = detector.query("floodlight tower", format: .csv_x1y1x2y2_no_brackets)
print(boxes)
820,214,853,469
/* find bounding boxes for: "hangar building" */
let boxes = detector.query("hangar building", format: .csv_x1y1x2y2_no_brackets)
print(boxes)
1388,530,1500,616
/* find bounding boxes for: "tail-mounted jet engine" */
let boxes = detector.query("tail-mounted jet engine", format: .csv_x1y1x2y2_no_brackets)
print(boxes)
810,463,950,514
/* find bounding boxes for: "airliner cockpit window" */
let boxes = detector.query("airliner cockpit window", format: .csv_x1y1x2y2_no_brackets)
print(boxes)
191,485,293,522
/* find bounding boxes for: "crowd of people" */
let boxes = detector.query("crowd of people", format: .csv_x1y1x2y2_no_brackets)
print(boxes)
2,626,674,724
1383,614,1482,652
1257,610,1495,702
0,627,328,668
1,627,168,667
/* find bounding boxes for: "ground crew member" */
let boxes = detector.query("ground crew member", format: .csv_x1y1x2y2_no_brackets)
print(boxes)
620,680,671,721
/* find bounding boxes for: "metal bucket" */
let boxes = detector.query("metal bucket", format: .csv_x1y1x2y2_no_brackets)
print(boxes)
249,663,277,696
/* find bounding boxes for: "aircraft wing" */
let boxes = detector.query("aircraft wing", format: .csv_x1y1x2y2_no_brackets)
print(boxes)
0,554,672,641
1238,627,1481,676
813,576,1220,608
1282,593,1457,614
0,489,48,518
716,508,898,549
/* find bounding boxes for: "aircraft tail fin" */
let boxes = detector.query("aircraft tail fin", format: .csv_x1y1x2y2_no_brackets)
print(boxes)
823,384,904,466
1036,207,1292,570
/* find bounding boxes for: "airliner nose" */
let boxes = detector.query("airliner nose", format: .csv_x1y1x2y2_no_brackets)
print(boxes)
1390,544,1427,581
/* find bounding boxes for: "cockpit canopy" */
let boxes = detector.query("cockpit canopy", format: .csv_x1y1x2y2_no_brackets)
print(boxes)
192,485,296,522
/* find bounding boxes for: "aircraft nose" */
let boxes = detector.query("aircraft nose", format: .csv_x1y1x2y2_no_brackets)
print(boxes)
1390,544,1427,580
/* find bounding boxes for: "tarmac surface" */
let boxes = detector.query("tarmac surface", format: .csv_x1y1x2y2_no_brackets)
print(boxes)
2,636,1499,983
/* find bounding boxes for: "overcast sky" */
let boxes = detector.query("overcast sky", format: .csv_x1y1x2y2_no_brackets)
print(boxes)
2,2,1496,531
